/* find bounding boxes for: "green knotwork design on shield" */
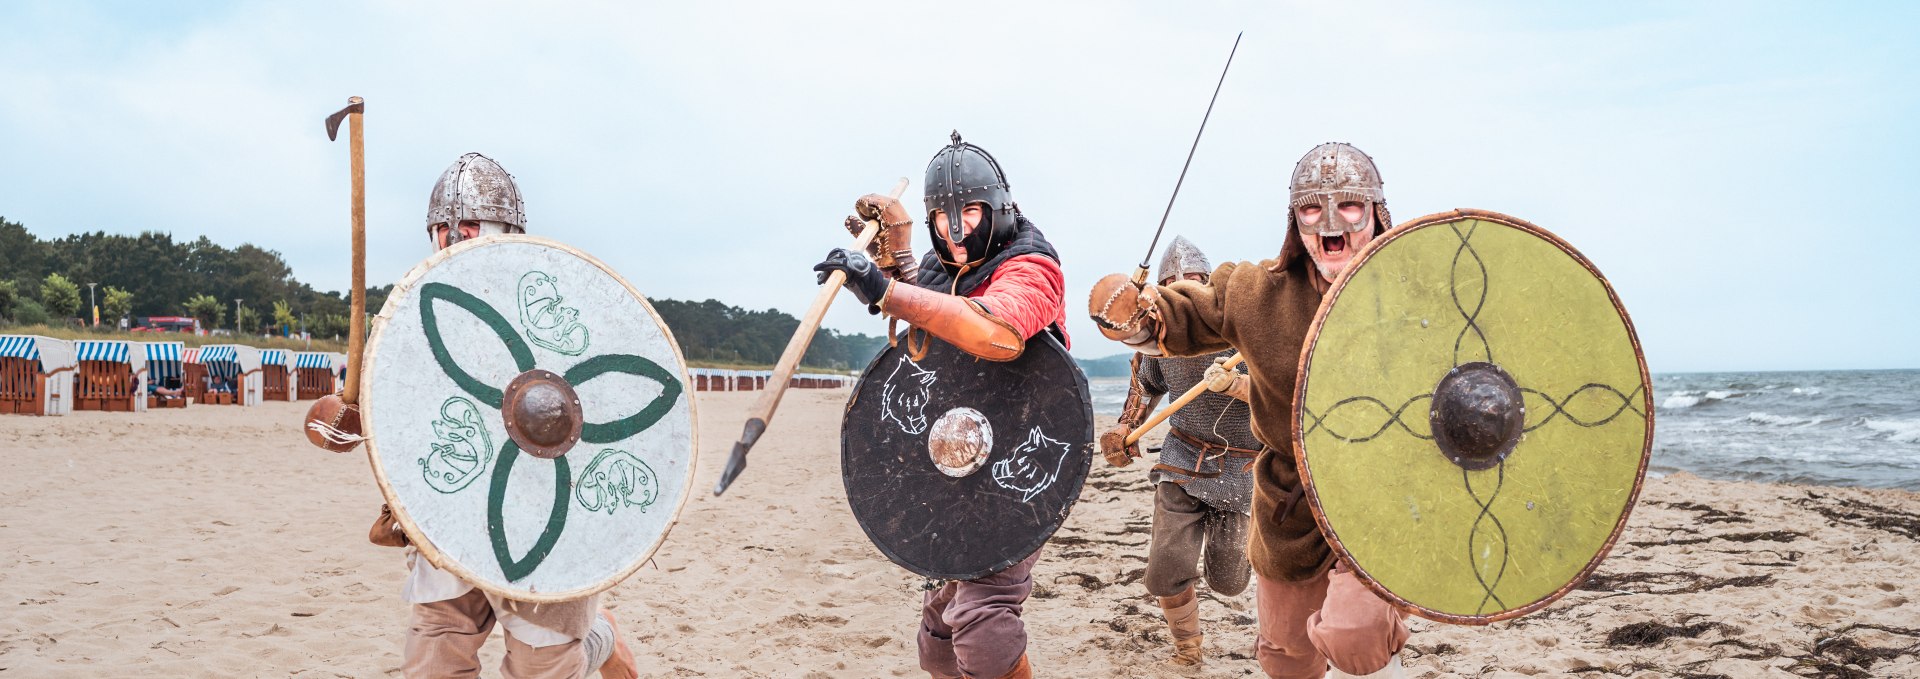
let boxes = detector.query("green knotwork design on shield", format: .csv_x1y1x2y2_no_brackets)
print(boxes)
575,450,660,515
420,396,494,494
518,271,590,356
419,281,682,582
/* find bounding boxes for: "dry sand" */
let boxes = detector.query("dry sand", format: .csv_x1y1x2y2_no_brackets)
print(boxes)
3,392,1918,678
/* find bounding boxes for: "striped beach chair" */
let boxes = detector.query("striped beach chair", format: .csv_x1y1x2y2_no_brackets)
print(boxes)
144,341,188,409
294,352,335,399
0,335,76,416
73,340,147,412
260,349,292,401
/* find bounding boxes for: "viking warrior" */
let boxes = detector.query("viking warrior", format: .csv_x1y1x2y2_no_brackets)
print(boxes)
1088,143,1410,678
1098,235,1258,666
303,153,637,679
813,132,1066,679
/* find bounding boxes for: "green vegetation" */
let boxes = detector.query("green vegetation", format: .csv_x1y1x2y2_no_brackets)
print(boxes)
1076,353,1137,379
0,216,887,371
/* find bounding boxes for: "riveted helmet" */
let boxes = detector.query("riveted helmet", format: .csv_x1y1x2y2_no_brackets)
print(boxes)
1287,142,1390,237
924,131,1018,266
1156,235,1212,285
426,152,527,248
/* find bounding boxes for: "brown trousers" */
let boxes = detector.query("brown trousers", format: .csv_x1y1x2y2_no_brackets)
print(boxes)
1254,561,1409,678
404,588,589,679
917,549,1041,678
1143,482,1251,597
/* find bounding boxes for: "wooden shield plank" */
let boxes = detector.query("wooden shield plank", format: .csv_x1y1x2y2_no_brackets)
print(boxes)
1294,209,1652,624
843,333,1094,580
361,235,698,602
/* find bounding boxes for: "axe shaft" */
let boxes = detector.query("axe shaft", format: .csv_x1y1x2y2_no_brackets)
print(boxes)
716,177,910,496
1125,352,1243,446
341,99,367,405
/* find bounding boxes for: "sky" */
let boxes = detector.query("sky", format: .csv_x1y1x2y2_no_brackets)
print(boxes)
1,1,1914,373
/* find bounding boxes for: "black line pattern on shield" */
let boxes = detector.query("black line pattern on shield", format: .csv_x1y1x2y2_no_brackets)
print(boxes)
1303,220,1647,616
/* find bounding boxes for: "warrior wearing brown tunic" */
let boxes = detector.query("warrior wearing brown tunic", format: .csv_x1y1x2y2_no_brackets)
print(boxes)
1089,143,1411,678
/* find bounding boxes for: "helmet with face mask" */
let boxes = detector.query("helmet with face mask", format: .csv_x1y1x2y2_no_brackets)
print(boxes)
923,131,1018,267
1156,235,1212,286
426,152,528,249
1287,142,1390,239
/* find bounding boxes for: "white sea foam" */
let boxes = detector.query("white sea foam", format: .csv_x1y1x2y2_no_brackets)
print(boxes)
1792,387,1823,395
1861,418,1920,444
1662,394,1703,409
1705,390,1739,400
1745,412,1826,427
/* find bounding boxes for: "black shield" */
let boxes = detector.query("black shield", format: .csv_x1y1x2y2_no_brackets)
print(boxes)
842,332,1093,580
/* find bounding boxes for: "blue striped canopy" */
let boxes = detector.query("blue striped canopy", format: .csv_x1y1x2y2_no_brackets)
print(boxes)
0,336,37,361
200,345,241,379
75,340,130,363
146,342,183,382
261,349,287,368
294,352,332,369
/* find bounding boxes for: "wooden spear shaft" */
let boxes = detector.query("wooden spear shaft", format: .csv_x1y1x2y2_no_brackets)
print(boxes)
715,177,910,495
1125,352,1243,446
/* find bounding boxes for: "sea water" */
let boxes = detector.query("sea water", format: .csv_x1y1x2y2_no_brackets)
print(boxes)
1089,369,1920,490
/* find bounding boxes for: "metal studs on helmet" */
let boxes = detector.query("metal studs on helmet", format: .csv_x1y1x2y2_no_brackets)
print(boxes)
427,153,528,247
1288,142,1390,237
1156,235,1212,286
923,130,1016,252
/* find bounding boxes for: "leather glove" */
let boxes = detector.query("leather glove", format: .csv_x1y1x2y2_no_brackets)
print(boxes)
304,393,363,453
1088,273,1159,345
1203,356,1251,401
846,194,918,280
368,503,410,548
813,248,893,311
1099,424,1140,467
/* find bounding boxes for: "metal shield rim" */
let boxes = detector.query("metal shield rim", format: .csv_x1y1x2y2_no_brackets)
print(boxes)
1290,208,1654,625
360,233,701,603
842,332,1094,581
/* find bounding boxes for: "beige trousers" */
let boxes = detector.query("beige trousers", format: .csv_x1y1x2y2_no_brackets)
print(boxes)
403,588,589,679
1254,561,1409,679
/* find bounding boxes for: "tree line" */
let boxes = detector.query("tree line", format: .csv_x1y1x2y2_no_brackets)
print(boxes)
0,217,885,370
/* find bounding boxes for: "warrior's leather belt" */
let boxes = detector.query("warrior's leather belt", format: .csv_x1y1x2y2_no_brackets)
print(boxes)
1154,429,1263,480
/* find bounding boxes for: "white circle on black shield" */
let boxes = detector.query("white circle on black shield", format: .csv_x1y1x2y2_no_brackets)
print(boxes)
928,407,993,477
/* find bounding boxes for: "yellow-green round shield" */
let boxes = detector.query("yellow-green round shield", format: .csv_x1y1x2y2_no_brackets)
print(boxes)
1294,209,1651,625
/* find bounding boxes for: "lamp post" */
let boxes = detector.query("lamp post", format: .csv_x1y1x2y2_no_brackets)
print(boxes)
87,282,98,327
234,298,243,335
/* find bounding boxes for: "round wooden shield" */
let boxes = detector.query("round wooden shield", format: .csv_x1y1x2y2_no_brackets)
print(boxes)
361,234,697,602
1294,209,1651,624
843,332,1094,580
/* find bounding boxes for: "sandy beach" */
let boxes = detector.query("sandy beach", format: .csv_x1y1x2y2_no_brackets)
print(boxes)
3,392,1918,678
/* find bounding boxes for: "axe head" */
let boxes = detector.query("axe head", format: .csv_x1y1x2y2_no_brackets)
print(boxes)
324,97,365,141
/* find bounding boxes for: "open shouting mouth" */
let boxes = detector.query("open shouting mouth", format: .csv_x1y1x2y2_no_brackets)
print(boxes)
1319,233,1349,254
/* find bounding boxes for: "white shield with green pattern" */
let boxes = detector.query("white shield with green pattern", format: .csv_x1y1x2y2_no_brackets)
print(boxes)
361,235,696,602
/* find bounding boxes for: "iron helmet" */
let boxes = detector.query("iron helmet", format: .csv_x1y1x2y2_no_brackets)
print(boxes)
426,152,527,247
1287,142,1390,237
1156,235,1212,285
923,131,1018,265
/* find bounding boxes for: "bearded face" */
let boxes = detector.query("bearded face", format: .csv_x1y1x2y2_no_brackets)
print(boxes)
1295,201,1378,282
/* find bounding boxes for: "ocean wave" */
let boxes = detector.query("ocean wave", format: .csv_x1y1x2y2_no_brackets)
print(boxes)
1792,387,1823,396
1659,389,1741,410
1860,418,1920,444
1744,412,1826,427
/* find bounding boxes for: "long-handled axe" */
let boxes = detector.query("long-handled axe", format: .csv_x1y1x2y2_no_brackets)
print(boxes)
324,97,367,405
714,177,910,496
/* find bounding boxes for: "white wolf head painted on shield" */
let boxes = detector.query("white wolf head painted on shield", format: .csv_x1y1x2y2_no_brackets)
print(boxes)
992,427,1072,502
880,356,938,434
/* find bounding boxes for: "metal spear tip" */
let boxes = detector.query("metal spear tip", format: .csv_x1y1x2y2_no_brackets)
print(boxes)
713,417,768,496
324,96,365,141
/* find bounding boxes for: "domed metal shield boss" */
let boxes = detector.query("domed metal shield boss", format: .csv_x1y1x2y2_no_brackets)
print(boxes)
928,407,993,477
501,369,583,459
1430,362,1524,471
1295,209,1651,625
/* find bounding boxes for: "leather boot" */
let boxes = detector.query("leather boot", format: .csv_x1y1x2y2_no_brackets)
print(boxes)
1157,586,1204,666
986,653,1031,679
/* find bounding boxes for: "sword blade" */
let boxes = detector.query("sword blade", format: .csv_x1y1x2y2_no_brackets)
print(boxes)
1140,31,1243,271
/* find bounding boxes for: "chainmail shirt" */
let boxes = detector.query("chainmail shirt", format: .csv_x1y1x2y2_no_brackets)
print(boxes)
1136,350,1260,514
